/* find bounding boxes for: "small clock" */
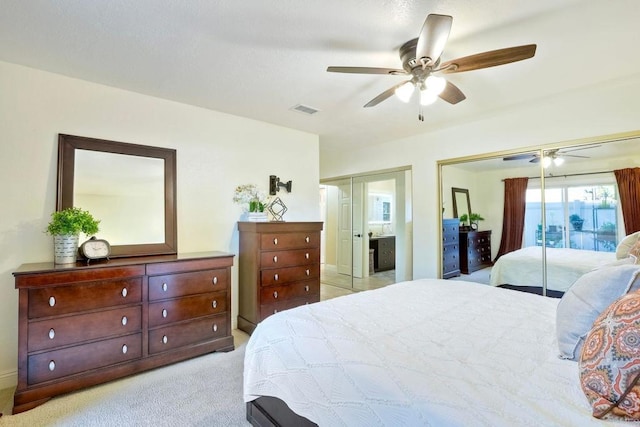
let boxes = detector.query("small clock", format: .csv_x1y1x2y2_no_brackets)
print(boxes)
79,237,111,264
470,223,478,230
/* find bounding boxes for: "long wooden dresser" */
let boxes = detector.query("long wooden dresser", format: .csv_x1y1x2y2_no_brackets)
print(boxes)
12,251,234,414
237,221,323,334
459,230,492,274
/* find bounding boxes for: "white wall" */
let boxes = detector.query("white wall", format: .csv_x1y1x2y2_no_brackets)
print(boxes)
0,61,320,388
320,72,640,280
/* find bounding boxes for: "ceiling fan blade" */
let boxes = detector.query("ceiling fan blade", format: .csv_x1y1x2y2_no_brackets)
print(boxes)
438,44,537,74
327,66,407,75
562,154,590,159
438,80,466,104
529,157,541,163
416,14,453,67
503,153,535,161
363,81,409,108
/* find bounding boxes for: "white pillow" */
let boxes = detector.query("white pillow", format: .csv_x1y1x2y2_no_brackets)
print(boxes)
616,231,640,259
556,263,640,360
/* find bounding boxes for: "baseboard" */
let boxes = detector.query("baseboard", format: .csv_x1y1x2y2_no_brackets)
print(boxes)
0,369,17,390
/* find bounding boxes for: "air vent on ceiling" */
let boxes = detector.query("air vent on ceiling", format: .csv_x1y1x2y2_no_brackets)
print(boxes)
290,104,320,115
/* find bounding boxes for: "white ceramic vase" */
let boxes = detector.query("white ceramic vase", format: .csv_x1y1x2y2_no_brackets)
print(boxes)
53,234,79,264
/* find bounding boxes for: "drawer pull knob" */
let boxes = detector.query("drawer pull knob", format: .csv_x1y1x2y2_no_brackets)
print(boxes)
305,269,310,276
212,300,217,309
273,238,278,245
212,324,218,332
162,335,168,344
304,285,310,292
162,309,168,318
48,328,55,340
122,344,128,354
305,253,310,259
274,273,279,281
162,283,168,292
49,360,55,371
121,316,128,326
273,256,278,263
49,296,56,307
121,288,128,297
305,236,310,243
212,276,218,285
273,291,278,299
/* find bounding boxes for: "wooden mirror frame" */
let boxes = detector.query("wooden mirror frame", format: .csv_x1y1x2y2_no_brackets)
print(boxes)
451,187,472,219
57,134,177,258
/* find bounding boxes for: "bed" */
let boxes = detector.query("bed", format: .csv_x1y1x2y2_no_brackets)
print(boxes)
243,278,628,426
489,246,617,294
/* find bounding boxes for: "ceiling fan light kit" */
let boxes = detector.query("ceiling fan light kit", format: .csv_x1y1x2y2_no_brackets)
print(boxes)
327,13,536,121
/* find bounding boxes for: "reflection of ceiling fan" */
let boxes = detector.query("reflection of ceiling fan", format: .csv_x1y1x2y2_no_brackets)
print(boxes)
326,14,536,120
503,146,600,167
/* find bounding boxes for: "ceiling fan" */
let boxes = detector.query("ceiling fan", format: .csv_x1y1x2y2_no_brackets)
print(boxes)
503,146,599,167
327,14,536,120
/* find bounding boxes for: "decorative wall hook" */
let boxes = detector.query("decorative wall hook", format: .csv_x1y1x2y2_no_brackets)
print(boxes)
269,175,292,195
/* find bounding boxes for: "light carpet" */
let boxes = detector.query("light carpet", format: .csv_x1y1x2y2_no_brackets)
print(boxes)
0,344,250,427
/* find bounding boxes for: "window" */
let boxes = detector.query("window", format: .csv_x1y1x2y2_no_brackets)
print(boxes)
524,183,619,252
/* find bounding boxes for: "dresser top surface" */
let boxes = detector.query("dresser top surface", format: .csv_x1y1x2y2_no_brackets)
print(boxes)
237,221,323,232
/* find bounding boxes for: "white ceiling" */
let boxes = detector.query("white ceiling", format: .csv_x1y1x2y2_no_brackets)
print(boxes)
1,0,639,152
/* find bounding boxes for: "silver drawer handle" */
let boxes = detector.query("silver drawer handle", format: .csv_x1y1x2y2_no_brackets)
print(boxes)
49,360,55,371
273,238,278,245
305,269,310,276
305,236,310,243
304,285,310,292
212,300,217,309
162,283,168,292
273,291,278,299
162,309,168,318
162,335,168,344
121,288,128,297
49,328,55,340
305,253,309,259
122,344,128,354
212,276,218,285
212,324,218,332
49,296,56,307
122,316,128,326
274,273,279,281
273,255,278,263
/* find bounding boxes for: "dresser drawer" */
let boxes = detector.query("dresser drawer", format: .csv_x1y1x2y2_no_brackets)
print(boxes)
260,248,319,268
260,295,320,321
260,264,319,286
148,292,227,327
28,278,142,319
148,269,228,301
28,306,142,352
260,280,319,304
260,232,319,250
148,313,228,354
28,333,142,384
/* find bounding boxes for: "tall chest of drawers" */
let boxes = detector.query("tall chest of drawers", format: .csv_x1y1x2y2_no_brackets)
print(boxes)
237,221,323,334
442,219,461,279
459,230,492,274
13,252,234,414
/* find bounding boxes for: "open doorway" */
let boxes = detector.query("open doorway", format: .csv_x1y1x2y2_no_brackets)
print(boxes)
319,169,412,299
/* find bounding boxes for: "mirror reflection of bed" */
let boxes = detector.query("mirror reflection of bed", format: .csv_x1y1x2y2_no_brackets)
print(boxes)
439,133,640,297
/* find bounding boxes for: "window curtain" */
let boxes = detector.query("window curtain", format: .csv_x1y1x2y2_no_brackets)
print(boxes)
614,167,640,235
494,177,529,261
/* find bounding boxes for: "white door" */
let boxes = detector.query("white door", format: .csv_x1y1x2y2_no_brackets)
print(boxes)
351,181,364,278
337,184,352,275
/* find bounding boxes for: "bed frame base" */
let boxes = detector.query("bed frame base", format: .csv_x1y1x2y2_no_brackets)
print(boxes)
247,396,317,427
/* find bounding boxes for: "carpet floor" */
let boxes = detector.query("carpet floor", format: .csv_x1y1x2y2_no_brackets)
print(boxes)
0,343,250,427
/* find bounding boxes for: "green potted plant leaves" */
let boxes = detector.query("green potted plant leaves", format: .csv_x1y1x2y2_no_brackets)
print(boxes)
459,213,484,230
46,207,100,264
569,213,584,231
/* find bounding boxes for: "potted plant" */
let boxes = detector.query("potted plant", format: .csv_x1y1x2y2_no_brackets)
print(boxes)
569,214,584,231
46,207,100,264
459,213,484,230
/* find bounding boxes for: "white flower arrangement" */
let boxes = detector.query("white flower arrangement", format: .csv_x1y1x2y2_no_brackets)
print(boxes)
233,184,269,212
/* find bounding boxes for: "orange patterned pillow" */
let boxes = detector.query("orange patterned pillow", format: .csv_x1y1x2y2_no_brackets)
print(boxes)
579,291,640,420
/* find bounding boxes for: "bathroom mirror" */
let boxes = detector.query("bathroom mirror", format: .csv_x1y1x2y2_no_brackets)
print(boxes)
57,134,177,257
451,187,471,219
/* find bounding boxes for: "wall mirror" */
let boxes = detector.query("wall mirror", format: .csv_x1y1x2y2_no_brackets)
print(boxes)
57,134,177,257
451,187,471,219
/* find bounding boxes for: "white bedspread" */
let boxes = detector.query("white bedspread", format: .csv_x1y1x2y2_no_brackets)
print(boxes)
243,279,627,426
490,246,616,292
